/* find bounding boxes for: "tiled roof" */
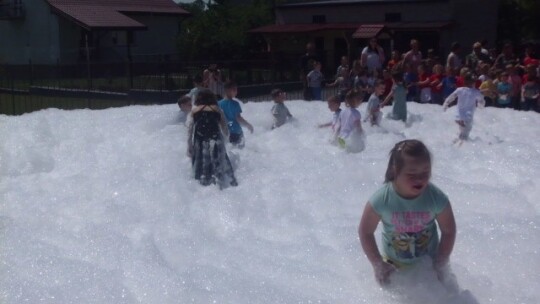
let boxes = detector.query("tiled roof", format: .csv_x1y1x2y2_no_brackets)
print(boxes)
352,24,384,38
47,0,190,30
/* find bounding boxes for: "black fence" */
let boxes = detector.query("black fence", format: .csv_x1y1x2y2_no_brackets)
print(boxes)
0,55,320,115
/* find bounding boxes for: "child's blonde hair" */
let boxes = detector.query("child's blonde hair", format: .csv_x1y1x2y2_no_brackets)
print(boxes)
385,139,431,183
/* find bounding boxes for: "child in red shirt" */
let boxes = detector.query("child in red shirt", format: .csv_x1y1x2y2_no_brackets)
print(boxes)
430,64,445,104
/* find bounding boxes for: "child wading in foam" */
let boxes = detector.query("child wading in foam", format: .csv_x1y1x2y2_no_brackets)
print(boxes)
443,72,485,143
381,71,407,123
336,90,365,153
270,89,293,129
359,139,456,285
318,95,342,144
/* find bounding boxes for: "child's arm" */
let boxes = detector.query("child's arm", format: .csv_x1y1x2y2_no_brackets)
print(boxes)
186,113,195,158
359,203,395,285
237,115,254,133
442,90,459,110
381,89,394,107
434,203,456,275
318,122,332,128
219,109,229,138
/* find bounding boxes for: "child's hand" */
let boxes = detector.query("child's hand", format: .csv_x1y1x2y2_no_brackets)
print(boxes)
247,124,254,134
373,261,397,285
187,146,193,158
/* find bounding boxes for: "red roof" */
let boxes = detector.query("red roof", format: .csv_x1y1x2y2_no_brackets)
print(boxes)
47,0,190,30
352,24,384,38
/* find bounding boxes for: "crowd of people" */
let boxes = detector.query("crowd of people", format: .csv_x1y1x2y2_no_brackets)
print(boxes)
176,38,539,190
300,39,540,113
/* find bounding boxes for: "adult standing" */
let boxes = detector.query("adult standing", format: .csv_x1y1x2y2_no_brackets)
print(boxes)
299,42,321,101
361,38,385,73
465,42,492,72
403,39,423,72
446,42,463,74
203,63,224,98
494,42,519,69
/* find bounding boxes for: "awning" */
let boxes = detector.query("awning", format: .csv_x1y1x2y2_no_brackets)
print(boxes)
251,21,453,37
249,23,361,34
352,24,385,39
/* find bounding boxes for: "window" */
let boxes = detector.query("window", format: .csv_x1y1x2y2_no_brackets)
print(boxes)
312,15,326,24
385,13,401,23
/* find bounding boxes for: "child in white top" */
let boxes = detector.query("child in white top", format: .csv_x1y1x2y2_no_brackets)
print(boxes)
318,95,342,145
365,80,386,126
177,95,193,126
443,73,485,142
336,90,365,153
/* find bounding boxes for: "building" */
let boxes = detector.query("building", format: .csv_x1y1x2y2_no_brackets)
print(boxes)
0,0,190,65
250,0,500,70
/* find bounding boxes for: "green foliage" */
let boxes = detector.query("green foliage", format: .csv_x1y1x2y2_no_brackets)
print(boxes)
498,0,540,46
177,0,273,60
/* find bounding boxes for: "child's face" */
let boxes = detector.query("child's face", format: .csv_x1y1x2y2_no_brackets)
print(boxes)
225,87,238,98
274,92,286,103
328,101,340,112
445,66,453,76
180,102,192,113
417,66,424,74
375,84,385,96
394,158,431,198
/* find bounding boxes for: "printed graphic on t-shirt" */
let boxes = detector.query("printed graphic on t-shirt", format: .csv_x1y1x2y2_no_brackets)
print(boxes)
389,211,432,259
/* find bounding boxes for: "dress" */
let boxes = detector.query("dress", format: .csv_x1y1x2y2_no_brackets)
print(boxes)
390,84,407,122
190,109,237,189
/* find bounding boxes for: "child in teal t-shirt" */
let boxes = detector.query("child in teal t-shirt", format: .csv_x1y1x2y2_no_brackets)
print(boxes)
359,139,456,285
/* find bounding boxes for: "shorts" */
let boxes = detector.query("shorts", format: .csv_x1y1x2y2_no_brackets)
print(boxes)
229,133,245,148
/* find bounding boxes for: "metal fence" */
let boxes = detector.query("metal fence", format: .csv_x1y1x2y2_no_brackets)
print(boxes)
0,56,341,115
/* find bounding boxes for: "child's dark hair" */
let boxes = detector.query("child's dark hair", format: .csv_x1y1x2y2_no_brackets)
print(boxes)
345,89,362,104
463,72,476,86
193,75,203,84
178,95,191,107
375,79,385,88
391,70,404,82
271,88,284,98
327,95,340,104
195,88,217,106
224,80,237,90
385,139,431,183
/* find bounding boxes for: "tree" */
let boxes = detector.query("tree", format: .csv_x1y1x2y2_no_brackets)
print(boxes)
497,0,540,47
177,0,273,61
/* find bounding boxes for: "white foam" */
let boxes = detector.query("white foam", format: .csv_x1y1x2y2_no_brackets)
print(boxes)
0,101,539,303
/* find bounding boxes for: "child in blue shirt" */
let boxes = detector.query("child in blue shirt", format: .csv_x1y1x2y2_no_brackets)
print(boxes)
218,81,254,147
359,139,456,285
442,66,457,100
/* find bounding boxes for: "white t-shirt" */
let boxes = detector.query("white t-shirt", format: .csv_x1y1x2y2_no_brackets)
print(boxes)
444,87,484,121
362,47,383,71
338,107,361,139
